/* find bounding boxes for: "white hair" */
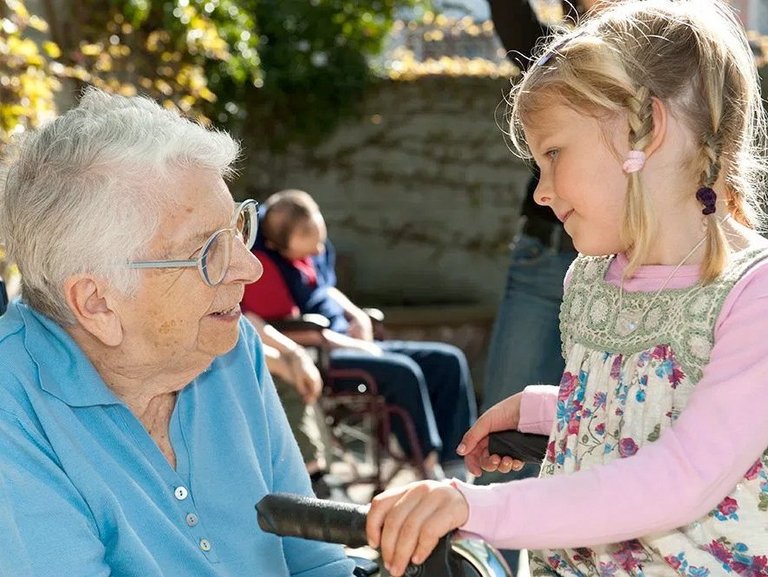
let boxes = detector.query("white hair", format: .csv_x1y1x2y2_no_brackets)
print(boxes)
0,87,240,325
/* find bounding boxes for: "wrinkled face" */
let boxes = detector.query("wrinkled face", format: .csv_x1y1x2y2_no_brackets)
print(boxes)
525,102,629,256
280,211,327,260
115,168,263,369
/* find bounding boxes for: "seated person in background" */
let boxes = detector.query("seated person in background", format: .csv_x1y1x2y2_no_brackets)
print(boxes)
241,189,478,480
0,88,353,577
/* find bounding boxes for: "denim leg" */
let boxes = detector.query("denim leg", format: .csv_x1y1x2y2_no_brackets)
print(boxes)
479,234,576,572
483,235,575,408
329,348,443,459
379,341,478,464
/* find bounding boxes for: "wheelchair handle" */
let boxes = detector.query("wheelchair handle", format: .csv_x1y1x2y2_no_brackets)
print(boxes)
257,493,369,548
256,493,512,577
487,430,549,463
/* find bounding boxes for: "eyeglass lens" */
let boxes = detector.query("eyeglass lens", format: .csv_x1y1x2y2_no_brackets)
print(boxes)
238,202,258,250
201,201,258,286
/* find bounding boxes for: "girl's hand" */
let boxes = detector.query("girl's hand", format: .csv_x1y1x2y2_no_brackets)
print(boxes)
457,393,525,476
366,481,469,577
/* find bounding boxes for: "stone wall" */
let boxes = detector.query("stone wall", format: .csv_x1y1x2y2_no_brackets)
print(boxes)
235,74,532,310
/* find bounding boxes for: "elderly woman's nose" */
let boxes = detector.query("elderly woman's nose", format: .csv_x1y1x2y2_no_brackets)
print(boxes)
226,241,262,284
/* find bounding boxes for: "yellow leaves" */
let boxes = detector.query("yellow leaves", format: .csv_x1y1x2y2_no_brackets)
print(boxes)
5,0,29,19
43,41,60,58
186,15,230,59
27,15,48,32
1,0,231,153
80,43,103,56
106,43,130,58
386,47,518,81
146,29,170,51
7,36,42,62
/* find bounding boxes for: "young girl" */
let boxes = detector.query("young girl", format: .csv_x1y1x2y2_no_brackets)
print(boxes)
366,1,768,575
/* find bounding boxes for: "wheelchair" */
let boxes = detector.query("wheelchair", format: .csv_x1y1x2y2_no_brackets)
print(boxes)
270,312,430,498
257,492,513,577
256,430,547,576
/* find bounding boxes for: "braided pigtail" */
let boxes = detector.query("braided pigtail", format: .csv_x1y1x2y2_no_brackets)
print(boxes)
622,86,656,278
697,63,730,282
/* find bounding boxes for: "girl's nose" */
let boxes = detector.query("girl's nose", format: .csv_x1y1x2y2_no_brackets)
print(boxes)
533,178,553,206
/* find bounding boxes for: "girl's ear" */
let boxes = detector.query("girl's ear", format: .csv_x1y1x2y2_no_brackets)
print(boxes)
644,96,668,159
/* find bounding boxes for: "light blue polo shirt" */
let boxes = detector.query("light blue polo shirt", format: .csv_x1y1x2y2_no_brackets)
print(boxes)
0,301,354,577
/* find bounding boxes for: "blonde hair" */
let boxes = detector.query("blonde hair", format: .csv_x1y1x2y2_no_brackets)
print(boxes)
508,0,768,281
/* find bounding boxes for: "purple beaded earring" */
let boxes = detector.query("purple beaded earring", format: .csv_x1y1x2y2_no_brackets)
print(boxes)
695,187,717,215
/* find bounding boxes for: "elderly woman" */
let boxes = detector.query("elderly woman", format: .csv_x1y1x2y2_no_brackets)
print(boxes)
0,89,353,577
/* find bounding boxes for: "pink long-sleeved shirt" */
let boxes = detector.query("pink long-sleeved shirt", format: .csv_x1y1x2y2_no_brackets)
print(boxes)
455,252,768,549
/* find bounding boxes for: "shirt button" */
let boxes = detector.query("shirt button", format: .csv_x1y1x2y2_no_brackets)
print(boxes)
199,538,212,552
174,486,188,501
186,513,199,527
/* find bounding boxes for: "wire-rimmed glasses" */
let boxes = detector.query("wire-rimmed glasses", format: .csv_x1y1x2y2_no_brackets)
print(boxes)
127,199,258,287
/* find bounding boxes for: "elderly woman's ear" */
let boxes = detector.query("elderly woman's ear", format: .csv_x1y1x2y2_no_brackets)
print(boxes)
64,275,124,347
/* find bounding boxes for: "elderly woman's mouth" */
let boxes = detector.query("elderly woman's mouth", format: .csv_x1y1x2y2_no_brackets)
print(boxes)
209,305,241,320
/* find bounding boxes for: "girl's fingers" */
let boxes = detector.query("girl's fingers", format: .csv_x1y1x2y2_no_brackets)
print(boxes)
366,482,470,577
378,491,422,571
366,488,402,548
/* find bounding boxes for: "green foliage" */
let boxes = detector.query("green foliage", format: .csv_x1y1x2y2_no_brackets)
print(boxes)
210,0,426,148
1,0,428,153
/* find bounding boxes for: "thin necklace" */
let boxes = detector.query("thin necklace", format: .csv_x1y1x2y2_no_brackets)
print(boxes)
615,233,708,336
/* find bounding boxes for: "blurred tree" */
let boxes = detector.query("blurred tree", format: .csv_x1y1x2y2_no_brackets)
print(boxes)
0,0,427,153
0,0,61,145
234,0,422,149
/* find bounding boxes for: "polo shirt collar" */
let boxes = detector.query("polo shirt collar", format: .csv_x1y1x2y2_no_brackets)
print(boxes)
17,302,121,408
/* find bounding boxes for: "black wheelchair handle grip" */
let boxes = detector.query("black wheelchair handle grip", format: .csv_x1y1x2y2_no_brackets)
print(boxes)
487,430,549,463
256,493,369,549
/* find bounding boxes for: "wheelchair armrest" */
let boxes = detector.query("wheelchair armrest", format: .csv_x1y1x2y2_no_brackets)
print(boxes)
361,308,384,323
266,314,331,362
268,314,330,333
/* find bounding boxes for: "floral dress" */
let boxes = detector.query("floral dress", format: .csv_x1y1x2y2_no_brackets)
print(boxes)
529,248,768,577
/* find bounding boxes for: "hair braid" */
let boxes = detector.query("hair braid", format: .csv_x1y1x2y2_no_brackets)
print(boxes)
700,134,723,188
700,65,729,280
623,86,655,275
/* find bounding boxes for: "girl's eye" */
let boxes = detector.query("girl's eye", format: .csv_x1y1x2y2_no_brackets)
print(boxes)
546,149,559,161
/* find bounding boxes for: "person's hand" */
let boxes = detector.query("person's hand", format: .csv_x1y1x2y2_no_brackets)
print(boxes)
347,311,373,341
285,348,323,404
366,481,469,577
324,330,383,356
456,393,526,476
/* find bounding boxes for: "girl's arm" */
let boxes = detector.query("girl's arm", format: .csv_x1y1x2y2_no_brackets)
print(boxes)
517,384,558,435
457,259,768,548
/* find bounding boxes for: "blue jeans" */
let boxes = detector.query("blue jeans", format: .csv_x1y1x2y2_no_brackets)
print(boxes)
330,340,477,465
478,233,576,571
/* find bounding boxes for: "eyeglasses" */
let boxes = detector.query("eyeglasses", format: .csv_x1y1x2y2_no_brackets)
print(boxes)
127,199,258,287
